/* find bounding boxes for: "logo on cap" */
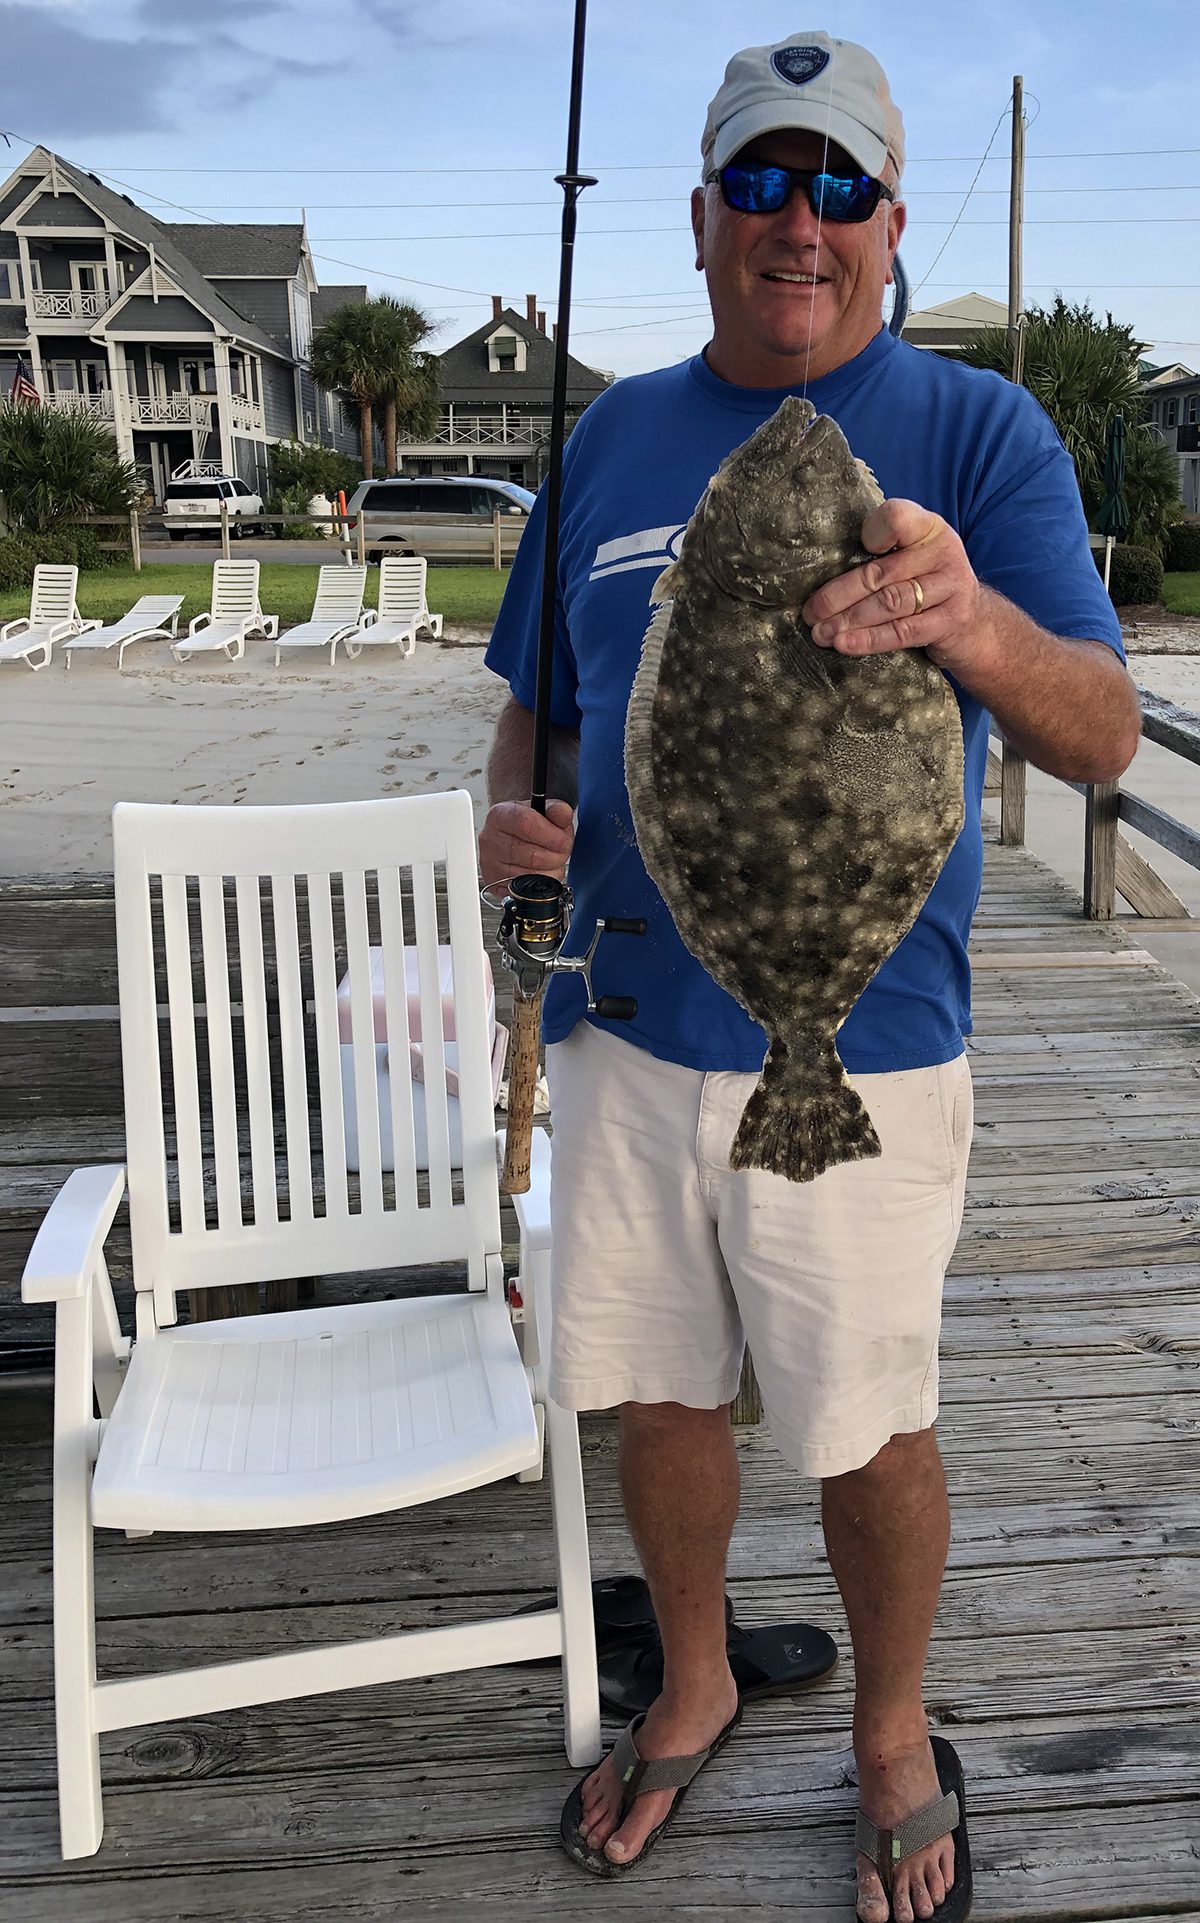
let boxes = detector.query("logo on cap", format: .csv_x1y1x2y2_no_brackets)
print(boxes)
771,45,831,87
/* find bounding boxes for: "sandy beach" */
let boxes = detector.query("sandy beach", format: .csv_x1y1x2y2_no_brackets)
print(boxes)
0,629,507,875
5,624,1200,995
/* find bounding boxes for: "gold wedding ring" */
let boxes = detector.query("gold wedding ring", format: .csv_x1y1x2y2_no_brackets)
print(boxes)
912,578,925,616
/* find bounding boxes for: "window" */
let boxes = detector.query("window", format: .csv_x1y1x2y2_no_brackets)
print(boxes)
1188,395,1199,425
0,262,21,301
48,361,77,393
232,479,253,497
165,482,224,500
1166,399,1179,427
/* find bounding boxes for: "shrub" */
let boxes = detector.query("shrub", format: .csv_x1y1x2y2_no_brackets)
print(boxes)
1165,522,1200,573
0,400,142,532
268,439,359,500
1095,541,1164,606
0,525,124,590
266,482,322,539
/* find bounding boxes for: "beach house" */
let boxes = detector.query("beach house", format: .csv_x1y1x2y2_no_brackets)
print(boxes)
0,147,362,502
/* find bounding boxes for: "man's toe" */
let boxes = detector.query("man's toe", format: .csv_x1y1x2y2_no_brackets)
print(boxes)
856,1857,891,1923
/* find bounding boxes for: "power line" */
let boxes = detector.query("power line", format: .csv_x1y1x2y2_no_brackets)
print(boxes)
170,184,1200,209
30,146,1200,173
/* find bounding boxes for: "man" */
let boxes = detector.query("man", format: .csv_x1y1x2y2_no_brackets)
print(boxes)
480,31,1140,1923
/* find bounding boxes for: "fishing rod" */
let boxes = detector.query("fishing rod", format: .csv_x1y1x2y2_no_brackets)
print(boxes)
497,0,644,1194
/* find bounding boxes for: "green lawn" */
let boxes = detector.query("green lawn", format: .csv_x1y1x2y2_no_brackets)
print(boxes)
0,563,511,631
1163,572,1200,616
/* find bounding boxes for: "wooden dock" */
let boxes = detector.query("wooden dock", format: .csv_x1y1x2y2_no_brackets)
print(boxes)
2,828,1199,1919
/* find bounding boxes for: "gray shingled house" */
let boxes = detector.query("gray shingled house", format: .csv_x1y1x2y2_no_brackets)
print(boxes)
397,295,610,489
0,146,362,500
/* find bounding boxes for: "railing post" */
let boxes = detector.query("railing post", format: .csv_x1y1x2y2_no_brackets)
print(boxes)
219,497,231,560
129,506,142,572
999,738,1027,846
1083,779,1120,919
356,513,366,566
492,509,502,570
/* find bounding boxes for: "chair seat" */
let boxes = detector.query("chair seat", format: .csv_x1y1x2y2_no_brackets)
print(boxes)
92,1290,539,1533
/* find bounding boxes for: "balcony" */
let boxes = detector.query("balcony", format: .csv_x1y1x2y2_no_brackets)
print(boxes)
32,289,115,321
42,389,115,419
131,394,214,427
434,408,552,447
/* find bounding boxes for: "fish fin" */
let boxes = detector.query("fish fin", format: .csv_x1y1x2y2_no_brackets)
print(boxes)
775,616,836,695
650,561,680,604
729,1041,881,1183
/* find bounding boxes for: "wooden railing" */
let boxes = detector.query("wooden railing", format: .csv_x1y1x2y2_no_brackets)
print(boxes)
31,289,114,320
990,688,1200,922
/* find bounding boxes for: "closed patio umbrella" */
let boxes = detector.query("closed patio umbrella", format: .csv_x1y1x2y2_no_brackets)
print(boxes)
1096,412,1130,591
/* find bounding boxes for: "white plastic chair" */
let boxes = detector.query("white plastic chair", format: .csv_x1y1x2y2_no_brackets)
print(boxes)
273,563,368,665
22,789,600,1860
0,564,96,668
61,595,185,670
172,560,278,661
344,554,443,661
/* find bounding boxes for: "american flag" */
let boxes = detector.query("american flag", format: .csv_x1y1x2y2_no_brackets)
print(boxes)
10,358,40,406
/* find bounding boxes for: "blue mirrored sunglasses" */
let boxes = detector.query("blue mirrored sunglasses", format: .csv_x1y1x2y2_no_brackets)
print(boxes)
707,163,895,223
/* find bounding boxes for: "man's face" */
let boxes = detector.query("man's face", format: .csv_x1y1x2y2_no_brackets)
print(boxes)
691,128,905,388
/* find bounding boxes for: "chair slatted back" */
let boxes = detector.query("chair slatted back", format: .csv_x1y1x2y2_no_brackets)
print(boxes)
312,564,367,622
378,556,428,621
29,565,80,627
113,794,501,1326
210,560,262,623
126,596,184,621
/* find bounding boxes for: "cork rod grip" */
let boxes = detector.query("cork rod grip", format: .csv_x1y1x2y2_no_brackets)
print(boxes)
500,990,544,1194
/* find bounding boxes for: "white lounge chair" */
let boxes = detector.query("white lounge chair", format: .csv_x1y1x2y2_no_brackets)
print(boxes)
61,595,185,670
344,555,443,661
23,790,600,1860
172,560,278,661
0,565,96,669
273,563,368,665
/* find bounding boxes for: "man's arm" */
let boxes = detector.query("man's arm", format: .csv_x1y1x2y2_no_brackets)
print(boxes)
479,695,580,891
803,500,1142,784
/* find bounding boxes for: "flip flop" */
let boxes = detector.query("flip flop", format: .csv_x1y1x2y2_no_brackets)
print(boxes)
559,1702,743,1878
514,1573,734,1663
855,1734,973,1923
598,1617,838,1717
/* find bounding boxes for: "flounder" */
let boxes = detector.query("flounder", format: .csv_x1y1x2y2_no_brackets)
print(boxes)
624,397,965,1184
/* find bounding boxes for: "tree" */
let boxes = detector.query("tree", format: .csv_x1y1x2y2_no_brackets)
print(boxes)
369,296,440,475
1122,421,1186,557
310,300,386,478
309,295,440,479
957,297,1149,516
0,400,142,533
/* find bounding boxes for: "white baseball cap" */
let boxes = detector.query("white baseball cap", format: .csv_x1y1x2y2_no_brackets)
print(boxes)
702,32,905,181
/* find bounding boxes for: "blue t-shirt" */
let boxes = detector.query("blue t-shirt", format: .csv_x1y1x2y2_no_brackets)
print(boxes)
485,327,1125,1074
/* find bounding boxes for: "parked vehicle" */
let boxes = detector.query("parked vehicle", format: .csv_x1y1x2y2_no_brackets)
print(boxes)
344,476,535,564
162,476,264,540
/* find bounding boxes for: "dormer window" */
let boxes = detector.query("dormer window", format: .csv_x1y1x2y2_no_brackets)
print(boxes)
487,326,526,374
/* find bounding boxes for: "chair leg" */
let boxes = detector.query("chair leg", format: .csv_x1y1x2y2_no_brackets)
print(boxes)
544,1396,602,1767
53,1434,104,1857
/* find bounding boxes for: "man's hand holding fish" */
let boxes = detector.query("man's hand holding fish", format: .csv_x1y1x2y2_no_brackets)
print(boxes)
482,29,1140,1922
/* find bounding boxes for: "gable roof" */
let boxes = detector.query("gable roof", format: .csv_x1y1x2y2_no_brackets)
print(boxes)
2,149,287,361
437,306,606,396
165,223,306,279
312,284,367,327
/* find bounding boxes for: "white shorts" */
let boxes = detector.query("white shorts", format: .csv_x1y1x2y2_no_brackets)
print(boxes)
544,1022,973,1479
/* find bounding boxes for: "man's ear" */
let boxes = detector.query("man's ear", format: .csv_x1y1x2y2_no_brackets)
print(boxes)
691,185,706,270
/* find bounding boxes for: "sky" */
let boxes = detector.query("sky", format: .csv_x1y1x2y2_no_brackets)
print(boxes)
2,0,1199,380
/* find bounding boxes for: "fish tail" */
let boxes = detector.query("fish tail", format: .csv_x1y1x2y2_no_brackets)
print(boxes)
729,1040,881,1184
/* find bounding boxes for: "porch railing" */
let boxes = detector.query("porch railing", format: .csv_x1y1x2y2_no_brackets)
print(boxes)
433,410,552,446
31,290,115,321
42,389,115,418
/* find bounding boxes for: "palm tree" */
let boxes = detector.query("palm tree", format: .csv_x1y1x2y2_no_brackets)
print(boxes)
0,400,142,532
309,296,440,479
310,301,386,478
369,296,440,474
958,297,1146,513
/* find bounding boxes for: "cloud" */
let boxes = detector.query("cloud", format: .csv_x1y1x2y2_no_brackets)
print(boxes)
0,0,332,136
0,4,178,133
360,0,543,47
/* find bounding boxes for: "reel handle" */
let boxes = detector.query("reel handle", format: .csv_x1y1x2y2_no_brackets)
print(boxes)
602,916,648,936
594,996,637,1021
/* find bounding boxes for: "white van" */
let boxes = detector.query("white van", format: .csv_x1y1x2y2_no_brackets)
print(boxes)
344,476,535,564
162,476,264,539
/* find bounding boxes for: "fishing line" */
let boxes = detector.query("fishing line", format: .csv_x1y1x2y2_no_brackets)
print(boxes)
800,60,838,406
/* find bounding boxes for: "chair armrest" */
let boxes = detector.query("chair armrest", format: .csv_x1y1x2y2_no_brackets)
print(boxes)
261,612,280,639
0,617,30,642
76,619,103,636
502,1126,552,1249
187,611,212,636
22,1166,127,1304
358,609,378,628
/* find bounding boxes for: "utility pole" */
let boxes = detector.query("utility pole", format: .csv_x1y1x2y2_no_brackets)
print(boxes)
1008,75,1025,383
